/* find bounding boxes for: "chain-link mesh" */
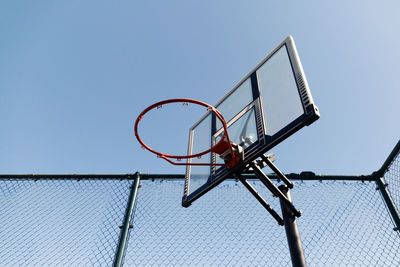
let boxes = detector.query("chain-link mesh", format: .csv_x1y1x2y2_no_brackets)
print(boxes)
0,179,132,266
1,152,400,267
124,179,400,266
383,146,400,217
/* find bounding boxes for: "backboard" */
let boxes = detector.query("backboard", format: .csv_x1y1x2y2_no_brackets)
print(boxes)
183,35,319,207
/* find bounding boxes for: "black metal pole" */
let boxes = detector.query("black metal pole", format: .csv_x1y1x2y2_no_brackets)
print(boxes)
114,172,141,267
279,185,307,267
376,178,400,231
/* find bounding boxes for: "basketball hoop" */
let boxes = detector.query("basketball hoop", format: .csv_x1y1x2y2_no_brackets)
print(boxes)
134,98,241,167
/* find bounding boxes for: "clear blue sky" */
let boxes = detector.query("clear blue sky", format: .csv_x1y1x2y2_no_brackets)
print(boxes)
1,1,399,175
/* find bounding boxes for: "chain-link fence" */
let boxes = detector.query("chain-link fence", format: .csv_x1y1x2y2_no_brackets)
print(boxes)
125,179,399,266
0,141,399,266
0,179,132,266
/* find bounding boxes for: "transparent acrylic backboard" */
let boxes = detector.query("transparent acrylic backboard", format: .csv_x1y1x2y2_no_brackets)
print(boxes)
183,35,319,207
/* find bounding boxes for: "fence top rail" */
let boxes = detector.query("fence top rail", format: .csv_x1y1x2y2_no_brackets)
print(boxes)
0,172,375,181
374,139,400,178
1,139,397,182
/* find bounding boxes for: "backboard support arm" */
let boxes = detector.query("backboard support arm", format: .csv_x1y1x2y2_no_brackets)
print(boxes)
261,154,294,189
243,158,306,267
249,162,302,217
238,176,284,225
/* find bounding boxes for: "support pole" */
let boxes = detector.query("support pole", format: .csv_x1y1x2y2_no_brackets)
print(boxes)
376,178,400,231
279,185,307,267
114,172,141,267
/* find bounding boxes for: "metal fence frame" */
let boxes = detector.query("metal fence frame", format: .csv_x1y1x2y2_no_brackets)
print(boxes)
0,140,399,266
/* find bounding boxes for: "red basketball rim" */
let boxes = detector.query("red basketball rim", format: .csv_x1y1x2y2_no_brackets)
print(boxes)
134,98,235,166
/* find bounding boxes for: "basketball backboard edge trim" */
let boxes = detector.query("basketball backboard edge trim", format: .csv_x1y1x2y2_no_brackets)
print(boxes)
182,35,320,207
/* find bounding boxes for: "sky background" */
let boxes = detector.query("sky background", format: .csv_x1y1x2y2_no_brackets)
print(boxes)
1,1,399,175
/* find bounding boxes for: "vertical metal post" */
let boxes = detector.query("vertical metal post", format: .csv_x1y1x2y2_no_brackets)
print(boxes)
279,185,307,267
376,177,400,231
114,172,141,267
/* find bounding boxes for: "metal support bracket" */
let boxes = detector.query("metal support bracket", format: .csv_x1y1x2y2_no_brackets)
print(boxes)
241,159,306,266
250,162,302,217
260,154,294,189
239,176,284,225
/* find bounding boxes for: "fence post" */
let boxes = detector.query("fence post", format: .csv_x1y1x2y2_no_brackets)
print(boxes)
114,172,141,267
376,178,400,231
374,140,400,232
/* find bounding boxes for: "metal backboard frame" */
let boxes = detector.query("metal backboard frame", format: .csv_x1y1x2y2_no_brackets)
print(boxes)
183,35,320,207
